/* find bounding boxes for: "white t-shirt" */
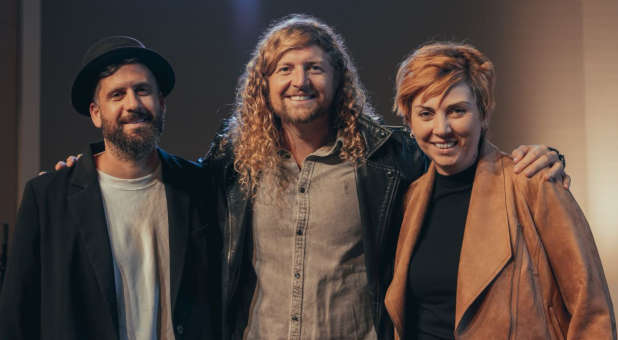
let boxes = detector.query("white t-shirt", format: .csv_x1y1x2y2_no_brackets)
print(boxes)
98,165,174,340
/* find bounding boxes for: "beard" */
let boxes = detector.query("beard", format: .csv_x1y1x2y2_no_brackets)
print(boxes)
101,109,165,161
274,103,330,125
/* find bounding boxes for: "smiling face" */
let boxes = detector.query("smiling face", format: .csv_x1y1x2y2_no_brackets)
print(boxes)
90,63,166,160
267,45,337,124
410,82,484,176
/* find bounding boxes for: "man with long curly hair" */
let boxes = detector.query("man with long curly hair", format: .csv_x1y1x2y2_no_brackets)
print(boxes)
203,14,566,340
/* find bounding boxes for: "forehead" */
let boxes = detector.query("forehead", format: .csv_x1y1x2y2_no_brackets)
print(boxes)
414,82,474,107
97,63,158,90
275,45,331,64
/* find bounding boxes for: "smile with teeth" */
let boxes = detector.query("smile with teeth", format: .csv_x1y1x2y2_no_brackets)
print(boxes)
433,141,457,149
287,95,315,101
127,119,145,123
123,118,151,125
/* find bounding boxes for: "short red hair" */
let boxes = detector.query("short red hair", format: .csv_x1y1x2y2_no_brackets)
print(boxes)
394,42,495,129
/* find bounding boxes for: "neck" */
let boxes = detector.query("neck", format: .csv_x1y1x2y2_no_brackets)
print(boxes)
95,140,160,178
281,114,335,167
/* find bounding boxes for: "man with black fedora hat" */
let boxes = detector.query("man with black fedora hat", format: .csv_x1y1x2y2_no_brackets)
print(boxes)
0,36,220,340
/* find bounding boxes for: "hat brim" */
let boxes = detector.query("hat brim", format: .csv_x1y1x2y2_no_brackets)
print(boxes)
71,47,175,116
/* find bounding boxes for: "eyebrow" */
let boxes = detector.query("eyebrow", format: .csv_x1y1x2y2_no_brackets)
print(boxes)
104,82,152,96
412,105,435,111
413,100,472,110
104,87,124,96
277,59,328,66
445,100,473,107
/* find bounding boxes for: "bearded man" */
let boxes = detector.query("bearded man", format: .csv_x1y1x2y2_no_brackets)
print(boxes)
204,14,566,340
0,36,220,340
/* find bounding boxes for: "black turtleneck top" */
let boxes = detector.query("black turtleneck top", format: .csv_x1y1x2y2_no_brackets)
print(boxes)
405,162,477,340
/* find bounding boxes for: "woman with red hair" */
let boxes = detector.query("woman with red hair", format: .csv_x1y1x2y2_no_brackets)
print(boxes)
384,42,615,339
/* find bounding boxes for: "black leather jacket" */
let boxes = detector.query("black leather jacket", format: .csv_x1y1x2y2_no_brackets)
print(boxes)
201,115,427,339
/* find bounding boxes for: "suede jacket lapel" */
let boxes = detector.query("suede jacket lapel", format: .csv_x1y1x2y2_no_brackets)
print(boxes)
455,142,512,330
385,141,513,338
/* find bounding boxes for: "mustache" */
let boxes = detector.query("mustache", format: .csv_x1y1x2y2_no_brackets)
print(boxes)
119,109,153,124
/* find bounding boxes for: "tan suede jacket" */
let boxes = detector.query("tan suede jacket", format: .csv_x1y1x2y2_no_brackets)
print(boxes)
385,141,616,339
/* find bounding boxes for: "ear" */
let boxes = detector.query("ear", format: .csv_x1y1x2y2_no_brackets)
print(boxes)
158,93,166,113
480,111,490,131
90,102,102,128
407,120,415,138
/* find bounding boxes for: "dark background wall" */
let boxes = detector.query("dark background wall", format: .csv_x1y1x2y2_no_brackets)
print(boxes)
0,0,19,257
40,0,583,167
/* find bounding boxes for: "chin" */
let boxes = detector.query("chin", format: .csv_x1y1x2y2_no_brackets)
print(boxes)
281,110,324,124
433,157,461,174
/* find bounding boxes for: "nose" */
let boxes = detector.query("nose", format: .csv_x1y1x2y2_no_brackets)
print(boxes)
125,89,144,110
433,114,452,136
291,68,309,89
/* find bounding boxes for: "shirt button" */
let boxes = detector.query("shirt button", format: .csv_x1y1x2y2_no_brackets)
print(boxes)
296,229,303,235
176,324,184,335
292,316,299,321
299,186,306,193
295,272,300,279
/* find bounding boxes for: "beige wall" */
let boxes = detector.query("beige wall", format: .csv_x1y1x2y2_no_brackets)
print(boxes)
489,0,587,206
581,0,618,312
488,0,618,315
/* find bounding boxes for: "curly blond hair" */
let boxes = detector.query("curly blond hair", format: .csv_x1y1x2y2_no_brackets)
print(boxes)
222,14,378,194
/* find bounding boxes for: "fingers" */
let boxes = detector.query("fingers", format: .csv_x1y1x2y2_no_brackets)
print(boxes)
38,171,47,176
513,145,546,174
513,145,571,186
53,154,81,171
514,144,562,178
541,158,564,182
511,145,529,166
523,154,552,177
562,174,571,189
66,155,79,167
54,161,67,171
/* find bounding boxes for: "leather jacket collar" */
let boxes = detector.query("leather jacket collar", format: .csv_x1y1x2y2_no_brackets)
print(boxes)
205,115,426,340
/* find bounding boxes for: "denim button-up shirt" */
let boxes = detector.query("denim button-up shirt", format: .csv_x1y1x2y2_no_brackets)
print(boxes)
245,139,377,340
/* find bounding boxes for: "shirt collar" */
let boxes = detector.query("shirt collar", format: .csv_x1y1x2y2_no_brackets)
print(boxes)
277,135,344,160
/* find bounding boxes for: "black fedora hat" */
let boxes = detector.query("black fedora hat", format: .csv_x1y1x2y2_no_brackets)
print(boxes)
71,36,175,116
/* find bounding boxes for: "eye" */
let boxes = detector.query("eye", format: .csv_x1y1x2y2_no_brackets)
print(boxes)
276,65,292,74
414,109,435,121
416,110,433,120
448,106,467,117
135,86,152,96
110,90,124,100
308,64,324,73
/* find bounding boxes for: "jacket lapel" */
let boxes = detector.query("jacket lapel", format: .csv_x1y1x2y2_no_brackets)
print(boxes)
70,142,118,331
384,166,435,337
159,149,190,312
385,142,513,336
455,142,512,330
355,117,397,290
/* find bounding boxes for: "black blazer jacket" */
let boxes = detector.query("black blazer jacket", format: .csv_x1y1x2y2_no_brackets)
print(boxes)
0,142,221,340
